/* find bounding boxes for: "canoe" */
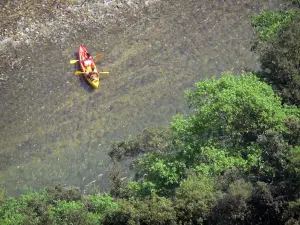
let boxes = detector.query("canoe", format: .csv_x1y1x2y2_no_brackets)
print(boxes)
78,44,100,89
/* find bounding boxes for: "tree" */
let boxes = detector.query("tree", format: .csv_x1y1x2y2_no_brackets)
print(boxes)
256,10,300,106
209,179,253,225
174,174,218,225
132,152,186,196
283,198,300,224
250,182,284,225
171,73,300,177
282,146,300,200
251,10,296,42
102,196,176,225
127,73,300,198
0,190,49,225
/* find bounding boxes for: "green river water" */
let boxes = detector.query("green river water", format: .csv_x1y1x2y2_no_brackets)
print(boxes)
0,0,284,195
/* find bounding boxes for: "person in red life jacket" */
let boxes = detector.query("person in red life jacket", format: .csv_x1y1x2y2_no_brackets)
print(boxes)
83,53,98,81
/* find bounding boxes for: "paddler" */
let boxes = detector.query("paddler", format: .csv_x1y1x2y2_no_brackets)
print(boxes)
83,53,99,81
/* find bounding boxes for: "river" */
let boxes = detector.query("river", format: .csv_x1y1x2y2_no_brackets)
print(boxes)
0,0,283,195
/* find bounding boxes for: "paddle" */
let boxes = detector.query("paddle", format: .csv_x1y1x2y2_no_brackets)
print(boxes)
74,71,109,75
69,53,103,64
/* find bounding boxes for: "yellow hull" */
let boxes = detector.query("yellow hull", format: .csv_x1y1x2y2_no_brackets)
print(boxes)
84,66,100,89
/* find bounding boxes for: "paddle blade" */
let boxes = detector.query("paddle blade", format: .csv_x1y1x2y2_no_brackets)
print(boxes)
94,53,103,58
70,59,79,64
74,71,84,75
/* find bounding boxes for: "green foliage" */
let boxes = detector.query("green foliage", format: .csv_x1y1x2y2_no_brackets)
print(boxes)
0,189,118,225
173,73,289,147
46,184,81,202
0,197,25,225
87,194,118,215
109,127,173,161
103,196,176,225
134,152,186,196
171,73,300,178
109,162,125,198
104,12,300,221
288,147,300,177
249,131,294,182
20,191,50,224
228,179,253,201
193,146,248,176
285,117,300,146
250,182,283,225
251,10,296,42
284,198,300,224
125,72,300,200
174,174,219,224
0,189,5,206
124,181,157,198
289,0,300,6
2,6,300,222
282,147,300,200
209,180,253,225
48,200,93,225
213,168,244,192
0,190,49,225
257,10,300,106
